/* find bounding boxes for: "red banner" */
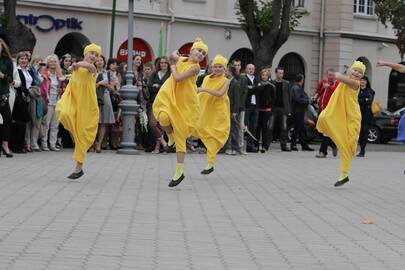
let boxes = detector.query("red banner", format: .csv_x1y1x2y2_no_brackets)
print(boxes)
117,38,154,63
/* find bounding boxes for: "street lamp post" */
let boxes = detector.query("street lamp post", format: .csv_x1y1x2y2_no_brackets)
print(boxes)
117,0,139,155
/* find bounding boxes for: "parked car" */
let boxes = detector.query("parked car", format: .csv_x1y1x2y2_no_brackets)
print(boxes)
368,108,403,143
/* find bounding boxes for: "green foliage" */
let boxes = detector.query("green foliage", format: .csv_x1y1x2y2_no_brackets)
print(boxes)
236,0,308,34
375,0,405,59
375,0,405,32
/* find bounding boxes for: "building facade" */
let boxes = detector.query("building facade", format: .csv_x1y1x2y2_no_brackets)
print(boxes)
11,0,405,110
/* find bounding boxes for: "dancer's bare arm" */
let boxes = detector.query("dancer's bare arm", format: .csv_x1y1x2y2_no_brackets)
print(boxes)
170,64,200,82
377,60,405,73
198,80,230,97
335,72,359,91
73,61,96,74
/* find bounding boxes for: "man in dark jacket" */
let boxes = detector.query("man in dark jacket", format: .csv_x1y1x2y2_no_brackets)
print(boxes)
243,63,259,152
232,59,248,155
225,64,241,155
270,66,291,151
290,74,314,151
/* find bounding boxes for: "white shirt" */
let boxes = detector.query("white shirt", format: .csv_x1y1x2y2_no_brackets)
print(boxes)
247,74,256,105
247,74,255,85
18,66,33,89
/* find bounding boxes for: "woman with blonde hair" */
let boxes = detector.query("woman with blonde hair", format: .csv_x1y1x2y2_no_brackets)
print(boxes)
11,52,34,153
0,38,14,157
40,54,64,151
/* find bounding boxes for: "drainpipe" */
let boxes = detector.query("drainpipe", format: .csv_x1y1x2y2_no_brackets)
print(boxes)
318,0,326,80
166,0,175,55
109,0,117,58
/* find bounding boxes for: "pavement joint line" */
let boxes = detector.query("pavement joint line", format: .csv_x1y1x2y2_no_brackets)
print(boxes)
251,155,396,270
220,155,328,270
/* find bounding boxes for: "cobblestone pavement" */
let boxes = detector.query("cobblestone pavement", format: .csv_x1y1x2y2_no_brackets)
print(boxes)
0,146,404,270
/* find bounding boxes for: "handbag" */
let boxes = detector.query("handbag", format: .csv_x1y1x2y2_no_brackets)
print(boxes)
371,101,381,115
96,73,105,105
96,86,105,105
0,94,8,107
110,91,122,111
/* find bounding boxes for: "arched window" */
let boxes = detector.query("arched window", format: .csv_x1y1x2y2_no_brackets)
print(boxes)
54,32,91,58
229,48,253,70
278,53,305,82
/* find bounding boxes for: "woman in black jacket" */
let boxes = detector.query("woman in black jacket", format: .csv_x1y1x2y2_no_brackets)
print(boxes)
357,76,374,157
10,52,35,153
255,68,275,152
147,56,171,153
0,39,14,157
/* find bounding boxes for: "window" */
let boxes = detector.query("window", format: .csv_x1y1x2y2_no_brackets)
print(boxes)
354,0,374,16
292,0,305,8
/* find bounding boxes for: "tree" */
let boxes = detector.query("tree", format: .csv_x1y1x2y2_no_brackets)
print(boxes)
236,0,306,71
1,0,36,54
375,0,405,60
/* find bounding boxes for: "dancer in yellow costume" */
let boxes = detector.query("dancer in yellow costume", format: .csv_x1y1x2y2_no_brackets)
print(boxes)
317,61,366,187
56,43,101,179
198,54,230,175
153,38,208,187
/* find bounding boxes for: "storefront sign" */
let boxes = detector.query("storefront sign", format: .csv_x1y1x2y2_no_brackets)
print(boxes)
178,42,208,67
17,14,83,33
117,38,153,63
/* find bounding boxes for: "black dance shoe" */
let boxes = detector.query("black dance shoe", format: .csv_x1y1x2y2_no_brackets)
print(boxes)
334,177,349,187
67,170,84,180
168,174,185,187
201,167,214,175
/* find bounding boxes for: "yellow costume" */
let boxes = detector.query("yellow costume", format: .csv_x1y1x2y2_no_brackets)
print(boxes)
153,57,202,153
56,44,101,163
317,61,365,183
198,55,230,167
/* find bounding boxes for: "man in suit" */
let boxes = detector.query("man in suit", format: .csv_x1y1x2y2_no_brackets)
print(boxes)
269,66,291,151
243,64,259,152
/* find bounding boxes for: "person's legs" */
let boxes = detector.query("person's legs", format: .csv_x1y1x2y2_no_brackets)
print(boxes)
249,107,259,150
49,107,60,149
244,106,254,150
96,124,106,152
238,111,245,151
256,111,263,150
290,112,298,149
31,117,42,150
25,122,32,151
41,108,51,149
268,110,277,146
258,111,270,151
0,102,12,154
230,117,240,152
280,111,289,150
358,125,368,156
318,134,329,156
